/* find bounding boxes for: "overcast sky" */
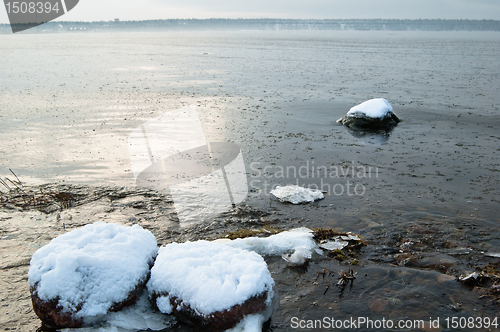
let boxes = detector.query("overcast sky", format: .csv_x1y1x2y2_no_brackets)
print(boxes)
1,0,500,24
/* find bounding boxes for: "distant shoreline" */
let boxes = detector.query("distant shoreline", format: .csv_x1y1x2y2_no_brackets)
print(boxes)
2,18,500,34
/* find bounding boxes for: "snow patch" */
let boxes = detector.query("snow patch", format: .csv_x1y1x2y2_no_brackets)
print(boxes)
63,290,175,332
226,314,265,332
270,185,324,204
346,98,394,119
226,289,279,332
28,222,158,319
147,241,275,316
215,228,320,265
101,290,174,331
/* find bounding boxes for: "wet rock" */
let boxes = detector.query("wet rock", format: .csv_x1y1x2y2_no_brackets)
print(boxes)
437,274,456,283
30,282,145,328
407,253,458,272
368,298,388,313
151,291,271,332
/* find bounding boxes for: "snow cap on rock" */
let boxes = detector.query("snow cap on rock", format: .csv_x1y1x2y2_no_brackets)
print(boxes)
28,222,158,319
346,98,394,119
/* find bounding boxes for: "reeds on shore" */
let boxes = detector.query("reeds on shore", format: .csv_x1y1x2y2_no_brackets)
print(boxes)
0,169,73,212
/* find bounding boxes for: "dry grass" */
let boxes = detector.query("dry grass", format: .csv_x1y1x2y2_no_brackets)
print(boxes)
220,226,282,240
0,169,74,212
311,228,346,241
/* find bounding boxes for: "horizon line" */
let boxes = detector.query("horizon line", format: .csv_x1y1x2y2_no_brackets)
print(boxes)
2,18,500,25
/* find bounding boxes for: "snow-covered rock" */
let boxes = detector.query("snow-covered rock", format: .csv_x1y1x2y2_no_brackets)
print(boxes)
28,222,158,328
347,98,394,119
337,98,400,130
270,185,324,204
147,241,276,331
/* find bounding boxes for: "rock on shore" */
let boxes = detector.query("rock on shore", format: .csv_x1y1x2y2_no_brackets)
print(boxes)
28,222,158,328
147,241,277,331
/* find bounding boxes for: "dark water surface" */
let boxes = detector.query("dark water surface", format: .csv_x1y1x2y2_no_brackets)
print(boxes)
0,30,499,331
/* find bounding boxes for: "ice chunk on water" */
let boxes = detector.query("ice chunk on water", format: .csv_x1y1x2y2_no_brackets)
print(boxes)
270,185,324,204
319,240,348,251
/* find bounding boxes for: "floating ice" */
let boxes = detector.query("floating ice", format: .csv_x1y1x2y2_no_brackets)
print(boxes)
270,185,324,204
147,240,275,316
346,98,394,119
318,233,361,251
28,222,158,320
319,240,348,251
340,234,361,241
